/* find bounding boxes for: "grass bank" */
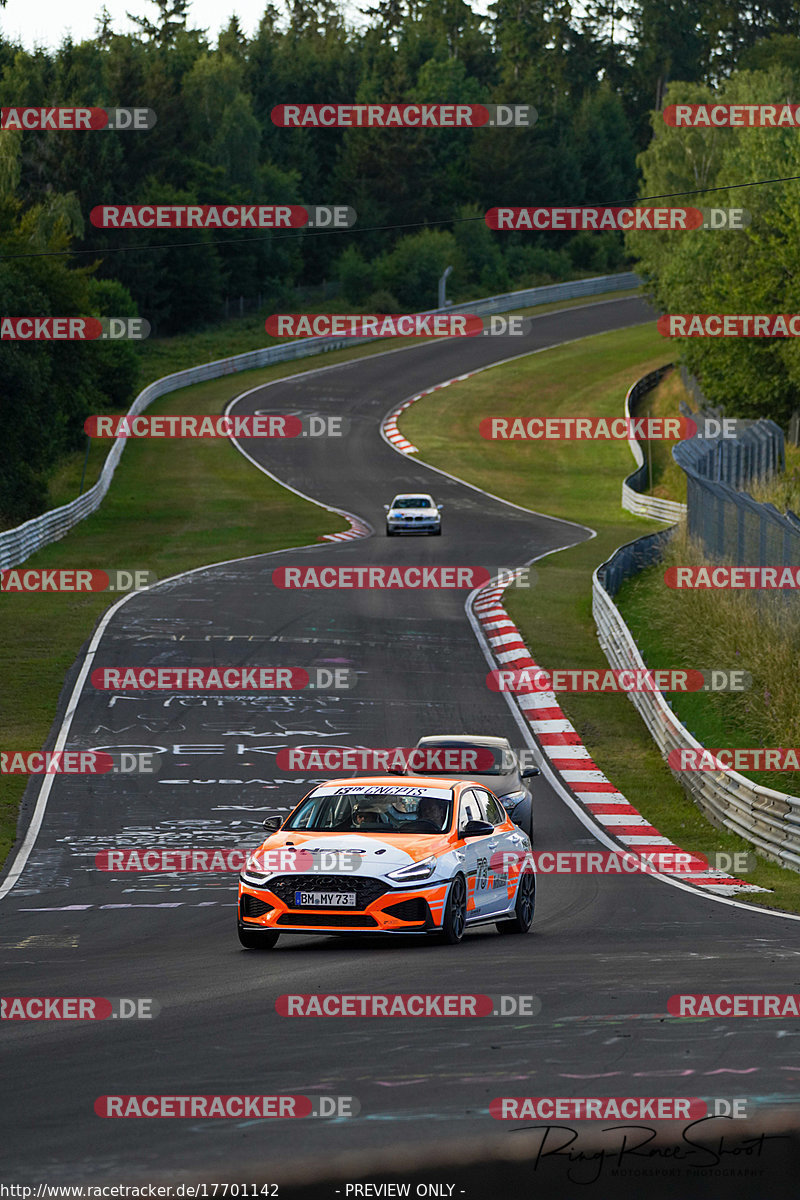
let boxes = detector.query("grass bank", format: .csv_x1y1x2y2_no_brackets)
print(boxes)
400,323,800,911
616,524,800,798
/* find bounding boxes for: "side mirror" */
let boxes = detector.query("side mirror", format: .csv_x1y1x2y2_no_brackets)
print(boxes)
437,504,443,510
262,816,282,832
521,766,541,778
383,504,390,510
460,819,494,838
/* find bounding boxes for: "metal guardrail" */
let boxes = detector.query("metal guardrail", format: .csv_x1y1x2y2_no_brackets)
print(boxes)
671,367,796,564
0,271,641,570
681,472,800,567
674,419,785,489
595,526,673,598
620,364,687,523
595,367,800,874
674,427,800,567
594,544,800,872
621,490,686,522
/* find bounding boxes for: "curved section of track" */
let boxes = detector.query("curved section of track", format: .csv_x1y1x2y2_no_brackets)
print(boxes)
3,297,798,1186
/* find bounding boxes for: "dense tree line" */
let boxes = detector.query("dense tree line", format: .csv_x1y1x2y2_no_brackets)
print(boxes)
0,133,139,522
628,53,800,424
1,0,800,520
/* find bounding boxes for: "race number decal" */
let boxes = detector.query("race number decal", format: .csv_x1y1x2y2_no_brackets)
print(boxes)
476,856,489,891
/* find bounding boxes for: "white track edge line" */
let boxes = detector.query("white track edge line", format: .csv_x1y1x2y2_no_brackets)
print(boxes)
0,528,358,903
378,326,652,526
0,296,643,903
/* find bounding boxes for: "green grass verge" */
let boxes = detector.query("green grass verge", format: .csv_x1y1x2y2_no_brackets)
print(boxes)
615,555,800,797
400,323,800,913
615,522,800,799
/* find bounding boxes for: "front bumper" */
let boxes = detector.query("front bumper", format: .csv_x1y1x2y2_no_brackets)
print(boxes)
387,520,440,533
239,876,449,934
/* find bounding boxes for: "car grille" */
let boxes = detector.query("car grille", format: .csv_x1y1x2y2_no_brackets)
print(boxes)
382,897,429,923
241,895,272,918
266,874,389,909
277,912,378,927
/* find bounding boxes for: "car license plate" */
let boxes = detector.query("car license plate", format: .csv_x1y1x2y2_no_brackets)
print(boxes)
294,891,357,907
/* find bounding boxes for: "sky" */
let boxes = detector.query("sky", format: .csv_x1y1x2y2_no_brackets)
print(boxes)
0,0,496,52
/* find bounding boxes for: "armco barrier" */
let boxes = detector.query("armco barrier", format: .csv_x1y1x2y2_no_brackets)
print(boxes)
674,431,800,567
622,364,787,531
0,271,640,570
671,368,795,564
594,543,800,871
620,363,687,523
674,417,785,490
596,360,800,873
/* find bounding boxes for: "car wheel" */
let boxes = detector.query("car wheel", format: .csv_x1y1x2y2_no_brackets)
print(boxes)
386,526,395,537
238,924,280,950
432,526,442,535
439,874,467,944
496,870,535,936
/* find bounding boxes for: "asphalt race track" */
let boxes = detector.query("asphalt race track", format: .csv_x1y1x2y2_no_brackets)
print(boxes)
4,296,800,1195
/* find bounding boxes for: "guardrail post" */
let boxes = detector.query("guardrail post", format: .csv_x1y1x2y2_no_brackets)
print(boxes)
438,266,453,309
789,410,800,446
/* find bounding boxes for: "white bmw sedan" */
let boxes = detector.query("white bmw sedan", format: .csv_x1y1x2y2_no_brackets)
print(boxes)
385,492,442,536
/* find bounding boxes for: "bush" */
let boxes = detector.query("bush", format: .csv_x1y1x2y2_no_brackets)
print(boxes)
453,204,510,295
364,289,401,314
566,231,625,273
337,245,373,305
502,243,573,286
376,229,463,310
86,277,141,409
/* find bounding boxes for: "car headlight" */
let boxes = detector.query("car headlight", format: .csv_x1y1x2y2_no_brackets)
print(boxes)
240,871,271,885
240,855,273,886
387,856,437,883
502,789,528,810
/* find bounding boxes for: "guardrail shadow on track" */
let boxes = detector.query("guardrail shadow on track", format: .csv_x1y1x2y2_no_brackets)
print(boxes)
190,1115,800,1199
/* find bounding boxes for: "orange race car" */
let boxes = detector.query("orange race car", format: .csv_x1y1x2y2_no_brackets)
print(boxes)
237,775,534,949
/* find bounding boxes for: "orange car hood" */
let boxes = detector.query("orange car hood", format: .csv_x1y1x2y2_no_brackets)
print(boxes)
253,829,455,871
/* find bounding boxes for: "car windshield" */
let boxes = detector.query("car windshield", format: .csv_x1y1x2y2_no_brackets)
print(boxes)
415,743,513,776
392,497,431,508
285,787,453,833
